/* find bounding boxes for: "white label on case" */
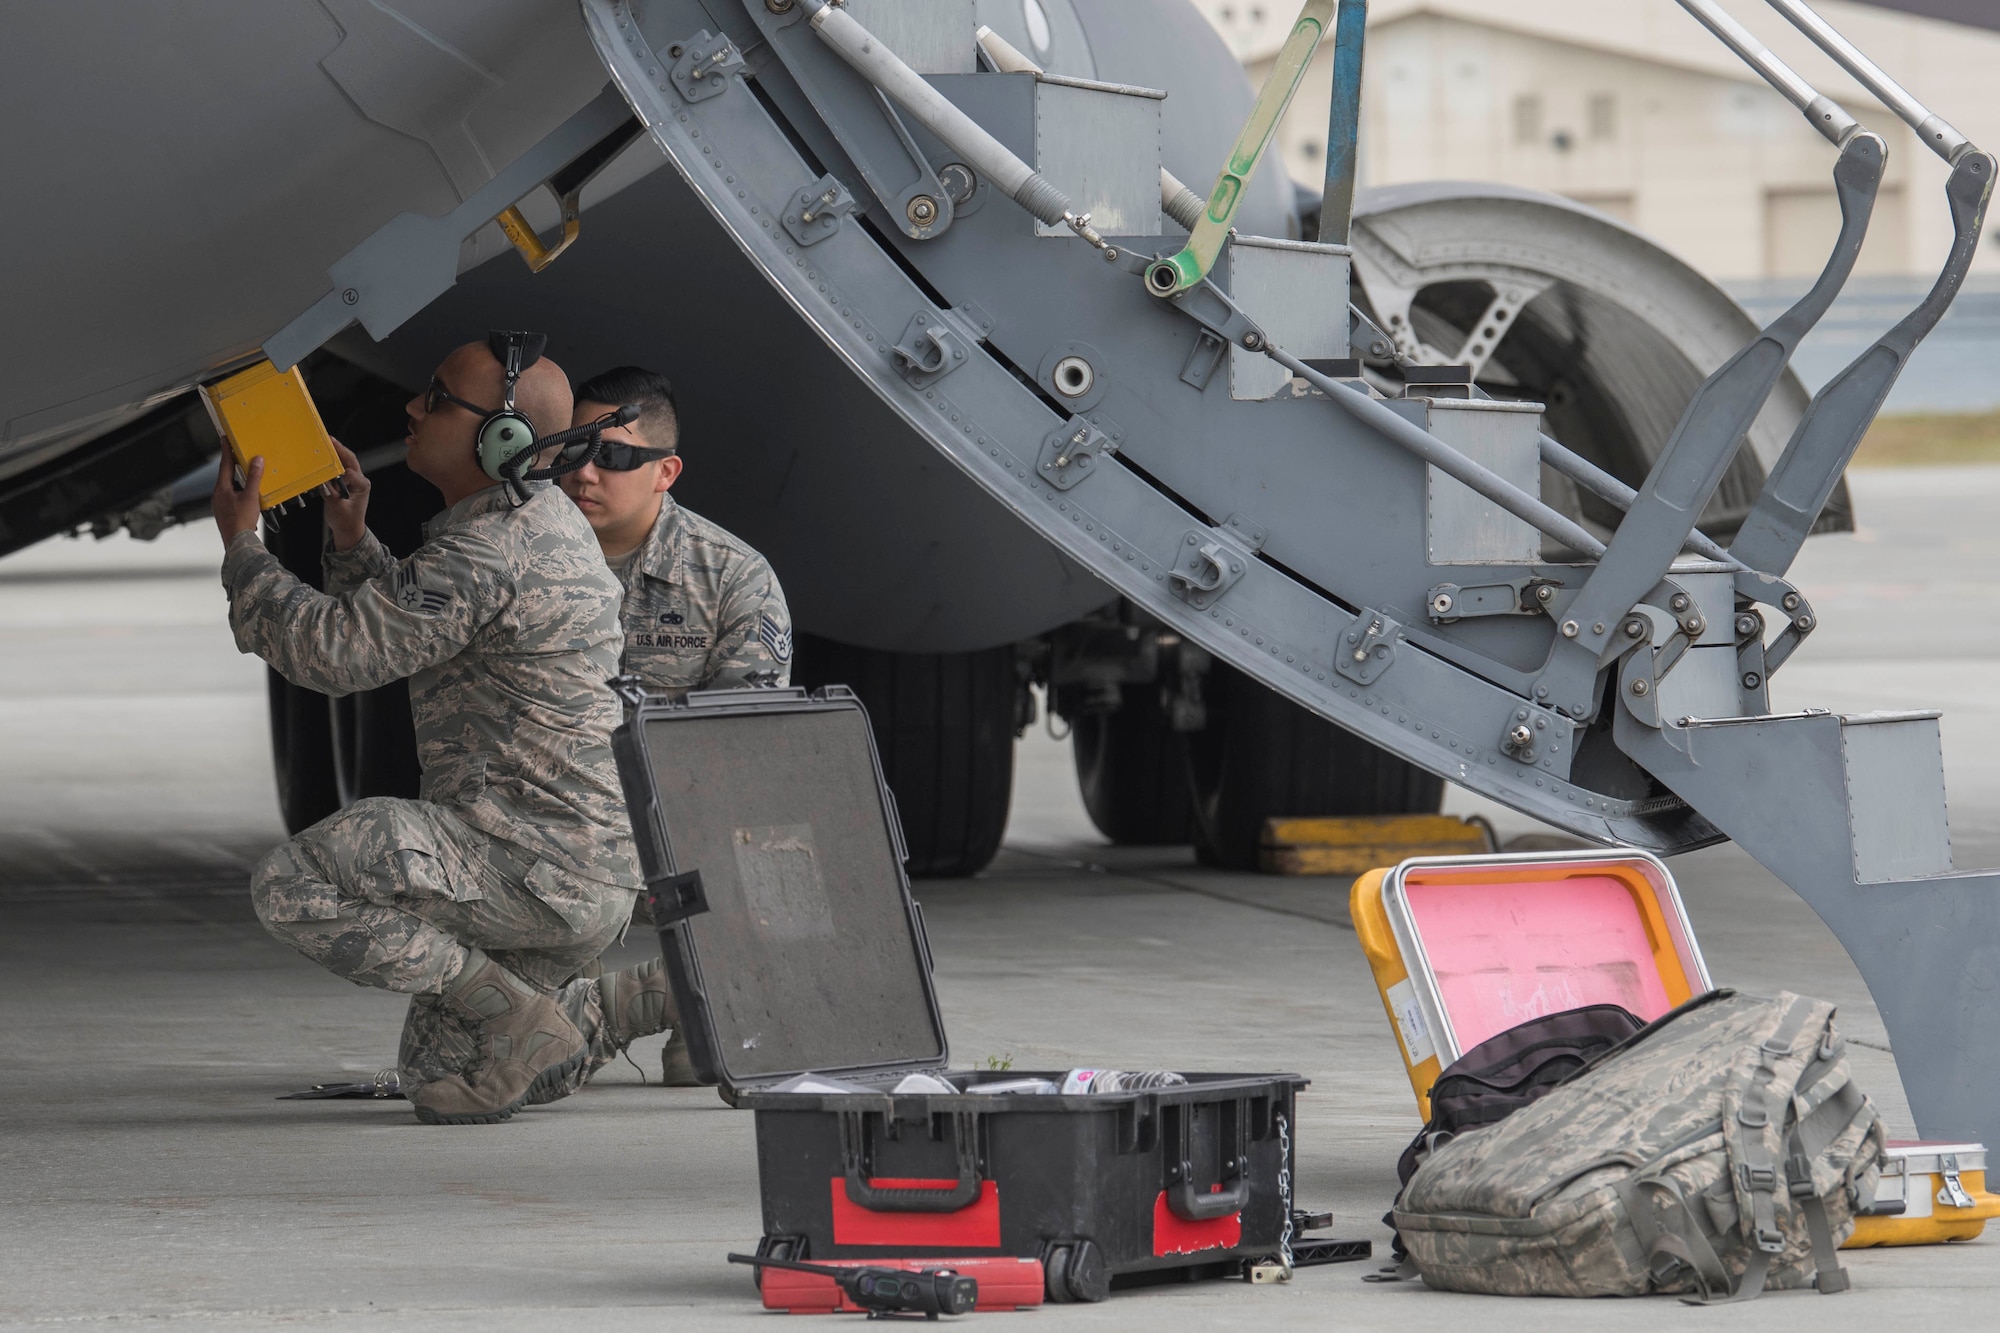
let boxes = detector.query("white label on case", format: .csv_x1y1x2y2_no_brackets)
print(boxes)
1387,978,1436,1066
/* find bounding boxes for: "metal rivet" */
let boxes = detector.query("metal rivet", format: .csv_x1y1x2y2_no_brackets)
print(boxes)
1743,672,1762,689
1630,678,1650,696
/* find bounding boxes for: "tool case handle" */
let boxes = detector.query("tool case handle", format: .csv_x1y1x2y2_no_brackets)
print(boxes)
1166,1175,1251,1221
840,1110,984,1213
1164,1097,1252,1221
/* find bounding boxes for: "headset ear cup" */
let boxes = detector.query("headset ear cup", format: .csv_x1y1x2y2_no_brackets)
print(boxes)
475,412,536,480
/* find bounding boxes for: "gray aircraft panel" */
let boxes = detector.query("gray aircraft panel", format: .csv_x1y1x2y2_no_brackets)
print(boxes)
0,1,609,476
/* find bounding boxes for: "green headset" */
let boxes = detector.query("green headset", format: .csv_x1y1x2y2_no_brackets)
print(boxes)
469,329,640,507
474,329,546,482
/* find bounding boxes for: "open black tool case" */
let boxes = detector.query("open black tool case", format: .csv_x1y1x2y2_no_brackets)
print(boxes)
612,685,1338,1302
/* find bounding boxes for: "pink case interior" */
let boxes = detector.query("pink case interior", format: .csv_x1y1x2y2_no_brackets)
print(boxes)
1403,872,1674,1053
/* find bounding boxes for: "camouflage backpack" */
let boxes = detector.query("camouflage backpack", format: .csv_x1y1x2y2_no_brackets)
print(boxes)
1393,990,1886,1302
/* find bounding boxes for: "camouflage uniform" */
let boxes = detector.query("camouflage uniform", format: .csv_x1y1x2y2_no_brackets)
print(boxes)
613,494,791,699
224,481,640,1092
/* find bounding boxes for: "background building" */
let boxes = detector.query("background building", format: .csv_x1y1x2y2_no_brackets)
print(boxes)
1193,0,2000,408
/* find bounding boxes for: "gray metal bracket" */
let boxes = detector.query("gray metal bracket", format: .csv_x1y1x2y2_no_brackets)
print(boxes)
1735,609,1771,713
1335,609,1401,686
1349,304,1397,362
1426,576,1553,623
888,305,991,388
1167,517,1264,610
1618,639,1664,731
1179,330,1228,391
782,173,857,247
669,30,745,103
1037,417,1118,491
1729,568,1816,676
1535,129,1884,721
869,88,954,239
263,85,638,370
1165,272,1267,354
1498,701,1571,766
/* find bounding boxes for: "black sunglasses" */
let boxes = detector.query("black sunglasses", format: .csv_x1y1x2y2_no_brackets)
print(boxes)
425,377,495,417
567,439,675,472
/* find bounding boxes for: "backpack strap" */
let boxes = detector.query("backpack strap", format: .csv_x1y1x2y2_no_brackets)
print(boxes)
1789,1125,1852,1294
1734,998,1816,1260
1621,1175,1734,1301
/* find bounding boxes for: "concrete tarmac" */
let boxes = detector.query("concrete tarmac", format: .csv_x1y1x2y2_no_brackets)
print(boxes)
4,469,2000,1327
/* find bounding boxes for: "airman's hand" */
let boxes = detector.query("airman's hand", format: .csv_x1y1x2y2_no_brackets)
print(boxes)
212,450,264,546
322,439,372,551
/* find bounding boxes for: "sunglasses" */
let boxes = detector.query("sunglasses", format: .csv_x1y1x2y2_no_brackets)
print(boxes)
425,377,495,418
566,439,675,472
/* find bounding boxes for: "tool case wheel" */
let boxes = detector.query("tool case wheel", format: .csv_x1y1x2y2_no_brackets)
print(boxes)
750,1234,807,1291
1040,1239,1108,1304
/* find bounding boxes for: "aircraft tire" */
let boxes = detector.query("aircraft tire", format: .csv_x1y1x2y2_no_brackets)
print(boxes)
1185,662,1443,871
790,634,1015,878
268,669,342,836
1071,683,1194,846
260,450,432,835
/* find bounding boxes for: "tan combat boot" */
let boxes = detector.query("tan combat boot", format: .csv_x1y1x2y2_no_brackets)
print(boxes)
411,952,588,1125
600,957,703,1087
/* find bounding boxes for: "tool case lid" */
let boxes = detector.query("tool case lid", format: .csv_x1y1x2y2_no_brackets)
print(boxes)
1377,848,1712,1066
612,685,948,1096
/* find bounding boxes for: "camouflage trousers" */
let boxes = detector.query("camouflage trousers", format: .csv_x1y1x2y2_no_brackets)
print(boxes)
249,796,634,1092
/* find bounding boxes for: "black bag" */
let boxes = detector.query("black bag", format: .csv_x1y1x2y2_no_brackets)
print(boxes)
1396,1003,1646,1185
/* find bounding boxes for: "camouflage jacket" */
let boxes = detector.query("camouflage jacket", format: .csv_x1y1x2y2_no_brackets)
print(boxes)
615,494,791,701
222,481,639,891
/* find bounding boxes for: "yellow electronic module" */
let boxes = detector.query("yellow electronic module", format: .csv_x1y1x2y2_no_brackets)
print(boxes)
199,360,344,509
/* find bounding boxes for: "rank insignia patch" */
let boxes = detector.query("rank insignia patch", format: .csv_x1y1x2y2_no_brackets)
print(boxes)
759,613,793,663
394,565,451,616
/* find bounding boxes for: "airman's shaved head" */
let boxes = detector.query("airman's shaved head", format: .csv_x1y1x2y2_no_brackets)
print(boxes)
404,339,574,505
